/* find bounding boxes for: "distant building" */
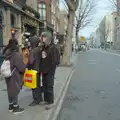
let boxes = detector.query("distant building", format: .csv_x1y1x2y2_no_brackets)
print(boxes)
51,0,60,38
95,13,118,49
58,10,68,44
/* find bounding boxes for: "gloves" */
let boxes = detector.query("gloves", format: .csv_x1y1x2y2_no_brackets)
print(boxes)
27,64,33,70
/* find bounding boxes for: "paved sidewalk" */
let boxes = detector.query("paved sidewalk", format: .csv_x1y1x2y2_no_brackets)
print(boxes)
0,67,72,120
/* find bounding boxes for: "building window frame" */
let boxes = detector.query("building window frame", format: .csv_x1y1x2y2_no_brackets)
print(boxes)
38,2,46,21
10,13,16,28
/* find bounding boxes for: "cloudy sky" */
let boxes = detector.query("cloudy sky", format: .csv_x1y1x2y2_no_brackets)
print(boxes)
59,0,114,37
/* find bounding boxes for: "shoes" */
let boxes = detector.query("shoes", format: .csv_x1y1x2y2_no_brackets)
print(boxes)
47,101,54,105
9,104,14,112
39,101,48,105
45,101,54,110
13,106,25,115
29,101,40,106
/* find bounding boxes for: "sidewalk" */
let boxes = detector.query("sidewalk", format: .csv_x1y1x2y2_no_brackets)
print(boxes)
0,66,73,120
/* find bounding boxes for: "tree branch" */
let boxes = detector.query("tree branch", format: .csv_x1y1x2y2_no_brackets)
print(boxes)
75,0,96,33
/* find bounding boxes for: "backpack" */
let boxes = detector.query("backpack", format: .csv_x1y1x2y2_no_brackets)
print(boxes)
0,58,15,78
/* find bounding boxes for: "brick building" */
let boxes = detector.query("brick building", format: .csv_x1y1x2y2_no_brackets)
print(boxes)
38,0,59,36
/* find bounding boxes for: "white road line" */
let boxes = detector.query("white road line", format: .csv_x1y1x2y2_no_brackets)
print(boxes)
88,63,96,64
116,69,120,72
88,60,96,62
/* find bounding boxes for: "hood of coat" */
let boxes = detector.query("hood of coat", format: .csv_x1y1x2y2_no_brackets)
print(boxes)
41,32,52,46
4,49,16,59
30,36,40,49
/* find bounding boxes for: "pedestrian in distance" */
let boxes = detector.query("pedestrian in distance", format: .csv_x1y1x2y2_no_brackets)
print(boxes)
2,39,26,115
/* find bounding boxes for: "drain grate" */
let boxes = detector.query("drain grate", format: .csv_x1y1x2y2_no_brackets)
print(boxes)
66,95,83,101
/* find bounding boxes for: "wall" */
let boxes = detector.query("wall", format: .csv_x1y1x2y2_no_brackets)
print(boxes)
26,0,38,11
99,17,105,45
51,0,59,34
59,10,68,35
116,16,120,49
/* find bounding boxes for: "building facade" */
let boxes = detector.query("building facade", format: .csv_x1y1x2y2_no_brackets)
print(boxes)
38,0,54,35
96,13,118,49
51,0,60,39
26,0,38,11
0,0,22,46
99,16,105,47
0,0,42,48
59,10,68,35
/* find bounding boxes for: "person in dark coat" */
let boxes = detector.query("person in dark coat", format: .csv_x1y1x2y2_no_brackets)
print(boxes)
40,32,60,106
3,39,26,115
27,35,43,106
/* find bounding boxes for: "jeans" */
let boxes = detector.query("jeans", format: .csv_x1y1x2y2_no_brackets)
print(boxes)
8,95,18,105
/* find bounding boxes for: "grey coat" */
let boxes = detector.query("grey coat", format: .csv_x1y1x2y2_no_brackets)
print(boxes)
27,47,41,72
5,49,26,98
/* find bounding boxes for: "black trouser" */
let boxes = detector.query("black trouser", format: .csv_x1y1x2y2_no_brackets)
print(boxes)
42,67,56,103
32,73,42,103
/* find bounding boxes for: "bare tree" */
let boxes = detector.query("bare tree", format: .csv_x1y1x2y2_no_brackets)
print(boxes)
75,0,96,45
61,0,79,65
107,0,120,14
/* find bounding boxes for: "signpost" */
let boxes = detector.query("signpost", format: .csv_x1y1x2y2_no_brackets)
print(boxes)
81,36,85,41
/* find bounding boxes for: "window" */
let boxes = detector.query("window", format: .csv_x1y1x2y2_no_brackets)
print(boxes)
51,18,54,24
0,10,3,25
10,14,15,28
51,4,53,13
38,3,46,21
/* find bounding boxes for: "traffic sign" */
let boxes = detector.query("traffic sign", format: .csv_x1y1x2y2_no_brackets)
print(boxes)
81,36,85,41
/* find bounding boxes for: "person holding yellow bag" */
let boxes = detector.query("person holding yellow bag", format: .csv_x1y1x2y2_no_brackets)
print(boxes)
27,35,43,106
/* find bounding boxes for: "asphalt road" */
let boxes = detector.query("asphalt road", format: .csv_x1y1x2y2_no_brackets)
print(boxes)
57,49,120,120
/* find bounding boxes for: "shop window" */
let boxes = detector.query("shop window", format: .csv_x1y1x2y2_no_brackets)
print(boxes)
38,3,46,21
10,14,16,28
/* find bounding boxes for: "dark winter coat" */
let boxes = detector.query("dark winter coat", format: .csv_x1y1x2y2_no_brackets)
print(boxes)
5,49,26,98
40,43,60,73
27,36,41,72
27,47,41,72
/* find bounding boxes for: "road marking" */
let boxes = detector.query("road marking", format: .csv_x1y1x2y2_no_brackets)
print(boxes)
88,63,96,64
116,69,120,72
88,60,96,62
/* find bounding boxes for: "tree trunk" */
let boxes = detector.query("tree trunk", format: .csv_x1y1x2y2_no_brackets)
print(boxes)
61,9,75,66
76,29,79,45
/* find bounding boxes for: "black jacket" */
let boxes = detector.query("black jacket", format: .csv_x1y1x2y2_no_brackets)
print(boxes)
40,43,60,73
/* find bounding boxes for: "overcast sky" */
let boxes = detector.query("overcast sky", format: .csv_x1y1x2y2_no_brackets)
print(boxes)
59,0,114,37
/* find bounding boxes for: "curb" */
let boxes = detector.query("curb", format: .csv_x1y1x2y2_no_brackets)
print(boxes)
48,67,75,120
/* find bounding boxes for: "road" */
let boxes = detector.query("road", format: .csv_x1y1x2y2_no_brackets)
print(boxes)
57,49,120,120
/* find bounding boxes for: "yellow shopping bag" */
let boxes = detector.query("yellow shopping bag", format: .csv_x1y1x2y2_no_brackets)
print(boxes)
24,69,37,89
